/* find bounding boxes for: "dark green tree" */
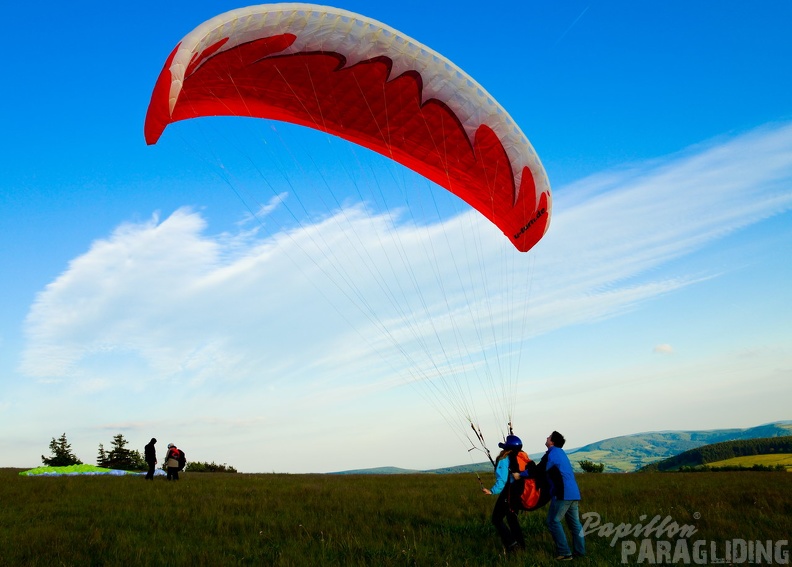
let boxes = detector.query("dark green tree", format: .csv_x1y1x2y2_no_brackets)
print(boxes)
578,459,605,473
41,433,83,467
97,444,108,467
186,461,238,473
101,434,147,471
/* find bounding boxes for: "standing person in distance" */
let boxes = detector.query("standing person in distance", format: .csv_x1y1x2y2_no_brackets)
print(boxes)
516,431,585,561
144,438,157,480
482,434,526,554
164,443,181,481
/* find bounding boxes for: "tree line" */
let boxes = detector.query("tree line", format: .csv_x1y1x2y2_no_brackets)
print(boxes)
41,433,237,473
42,432,148,471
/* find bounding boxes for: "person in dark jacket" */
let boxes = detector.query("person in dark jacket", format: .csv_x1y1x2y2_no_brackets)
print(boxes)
482,435,525,554
516,431,585,560
144,438,157,480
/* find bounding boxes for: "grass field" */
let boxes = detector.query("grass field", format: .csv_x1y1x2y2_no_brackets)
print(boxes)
1,468,790,566
706,454,792,471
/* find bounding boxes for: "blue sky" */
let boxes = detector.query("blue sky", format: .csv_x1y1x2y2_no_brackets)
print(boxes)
2,1,791,473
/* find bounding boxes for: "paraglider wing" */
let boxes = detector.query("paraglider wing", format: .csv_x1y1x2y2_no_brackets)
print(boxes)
19,465,142,476
145,4,551,251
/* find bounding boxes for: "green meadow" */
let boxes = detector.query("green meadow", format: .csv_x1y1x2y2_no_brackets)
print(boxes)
1,468,790,566
706,454,792,472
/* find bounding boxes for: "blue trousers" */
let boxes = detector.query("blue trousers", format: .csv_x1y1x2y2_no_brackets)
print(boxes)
547,499,585,557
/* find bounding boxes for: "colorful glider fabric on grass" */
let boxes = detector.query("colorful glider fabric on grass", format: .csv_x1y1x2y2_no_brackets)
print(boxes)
19,465,150,476
145,3,551,252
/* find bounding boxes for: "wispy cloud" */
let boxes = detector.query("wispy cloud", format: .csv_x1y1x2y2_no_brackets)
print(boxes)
238,191,289,226
653,344,674,355
18,122,792,441
553,5,591,50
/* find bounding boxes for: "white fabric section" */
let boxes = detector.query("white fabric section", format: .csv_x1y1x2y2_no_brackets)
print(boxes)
166,3,550,205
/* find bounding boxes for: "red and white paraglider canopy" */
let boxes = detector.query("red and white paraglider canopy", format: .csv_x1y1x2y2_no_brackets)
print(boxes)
145,3,551,252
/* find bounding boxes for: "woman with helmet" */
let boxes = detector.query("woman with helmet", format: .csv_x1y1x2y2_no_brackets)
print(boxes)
481,434,525,554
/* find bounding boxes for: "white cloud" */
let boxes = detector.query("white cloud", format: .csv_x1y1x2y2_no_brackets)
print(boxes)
15,122,792,471
238,191,289,226
653,344,674,355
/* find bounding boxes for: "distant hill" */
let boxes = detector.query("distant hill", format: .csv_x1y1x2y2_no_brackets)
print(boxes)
330,421,792,474
565,421,792,472
638,435,792,472
330,466,422,475
329,463,493,475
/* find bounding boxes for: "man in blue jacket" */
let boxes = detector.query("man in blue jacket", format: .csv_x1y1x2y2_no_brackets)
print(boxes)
516,431,585,560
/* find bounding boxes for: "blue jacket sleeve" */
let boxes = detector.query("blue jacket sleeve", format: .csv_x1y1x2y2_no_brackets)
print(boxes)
490,458,509,495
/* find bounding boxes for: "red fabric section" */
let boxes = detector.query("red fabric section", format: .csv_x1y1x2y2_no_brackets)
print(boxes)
144,44,181,144
185,37,230,78
147,35,548,251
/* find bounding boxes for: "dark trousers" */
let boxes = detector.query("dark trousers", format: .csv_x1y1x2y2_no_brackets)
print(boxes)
145,462,156,480
166,467,180,480
492,489,524,549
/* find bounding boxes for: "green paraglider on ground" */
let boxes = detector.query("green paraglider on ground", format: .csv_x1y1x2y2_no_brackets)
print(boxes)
19,464,138,476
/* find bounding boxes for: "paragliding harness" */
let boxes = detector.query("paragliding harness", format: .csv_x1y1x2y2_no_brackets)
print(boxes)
506,451,550,512
468,422,548,511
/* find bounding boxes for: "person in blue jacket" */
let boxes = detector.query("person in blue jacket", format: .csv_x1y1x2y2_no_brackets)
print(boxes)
516,431,585,560
482,434,525,554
